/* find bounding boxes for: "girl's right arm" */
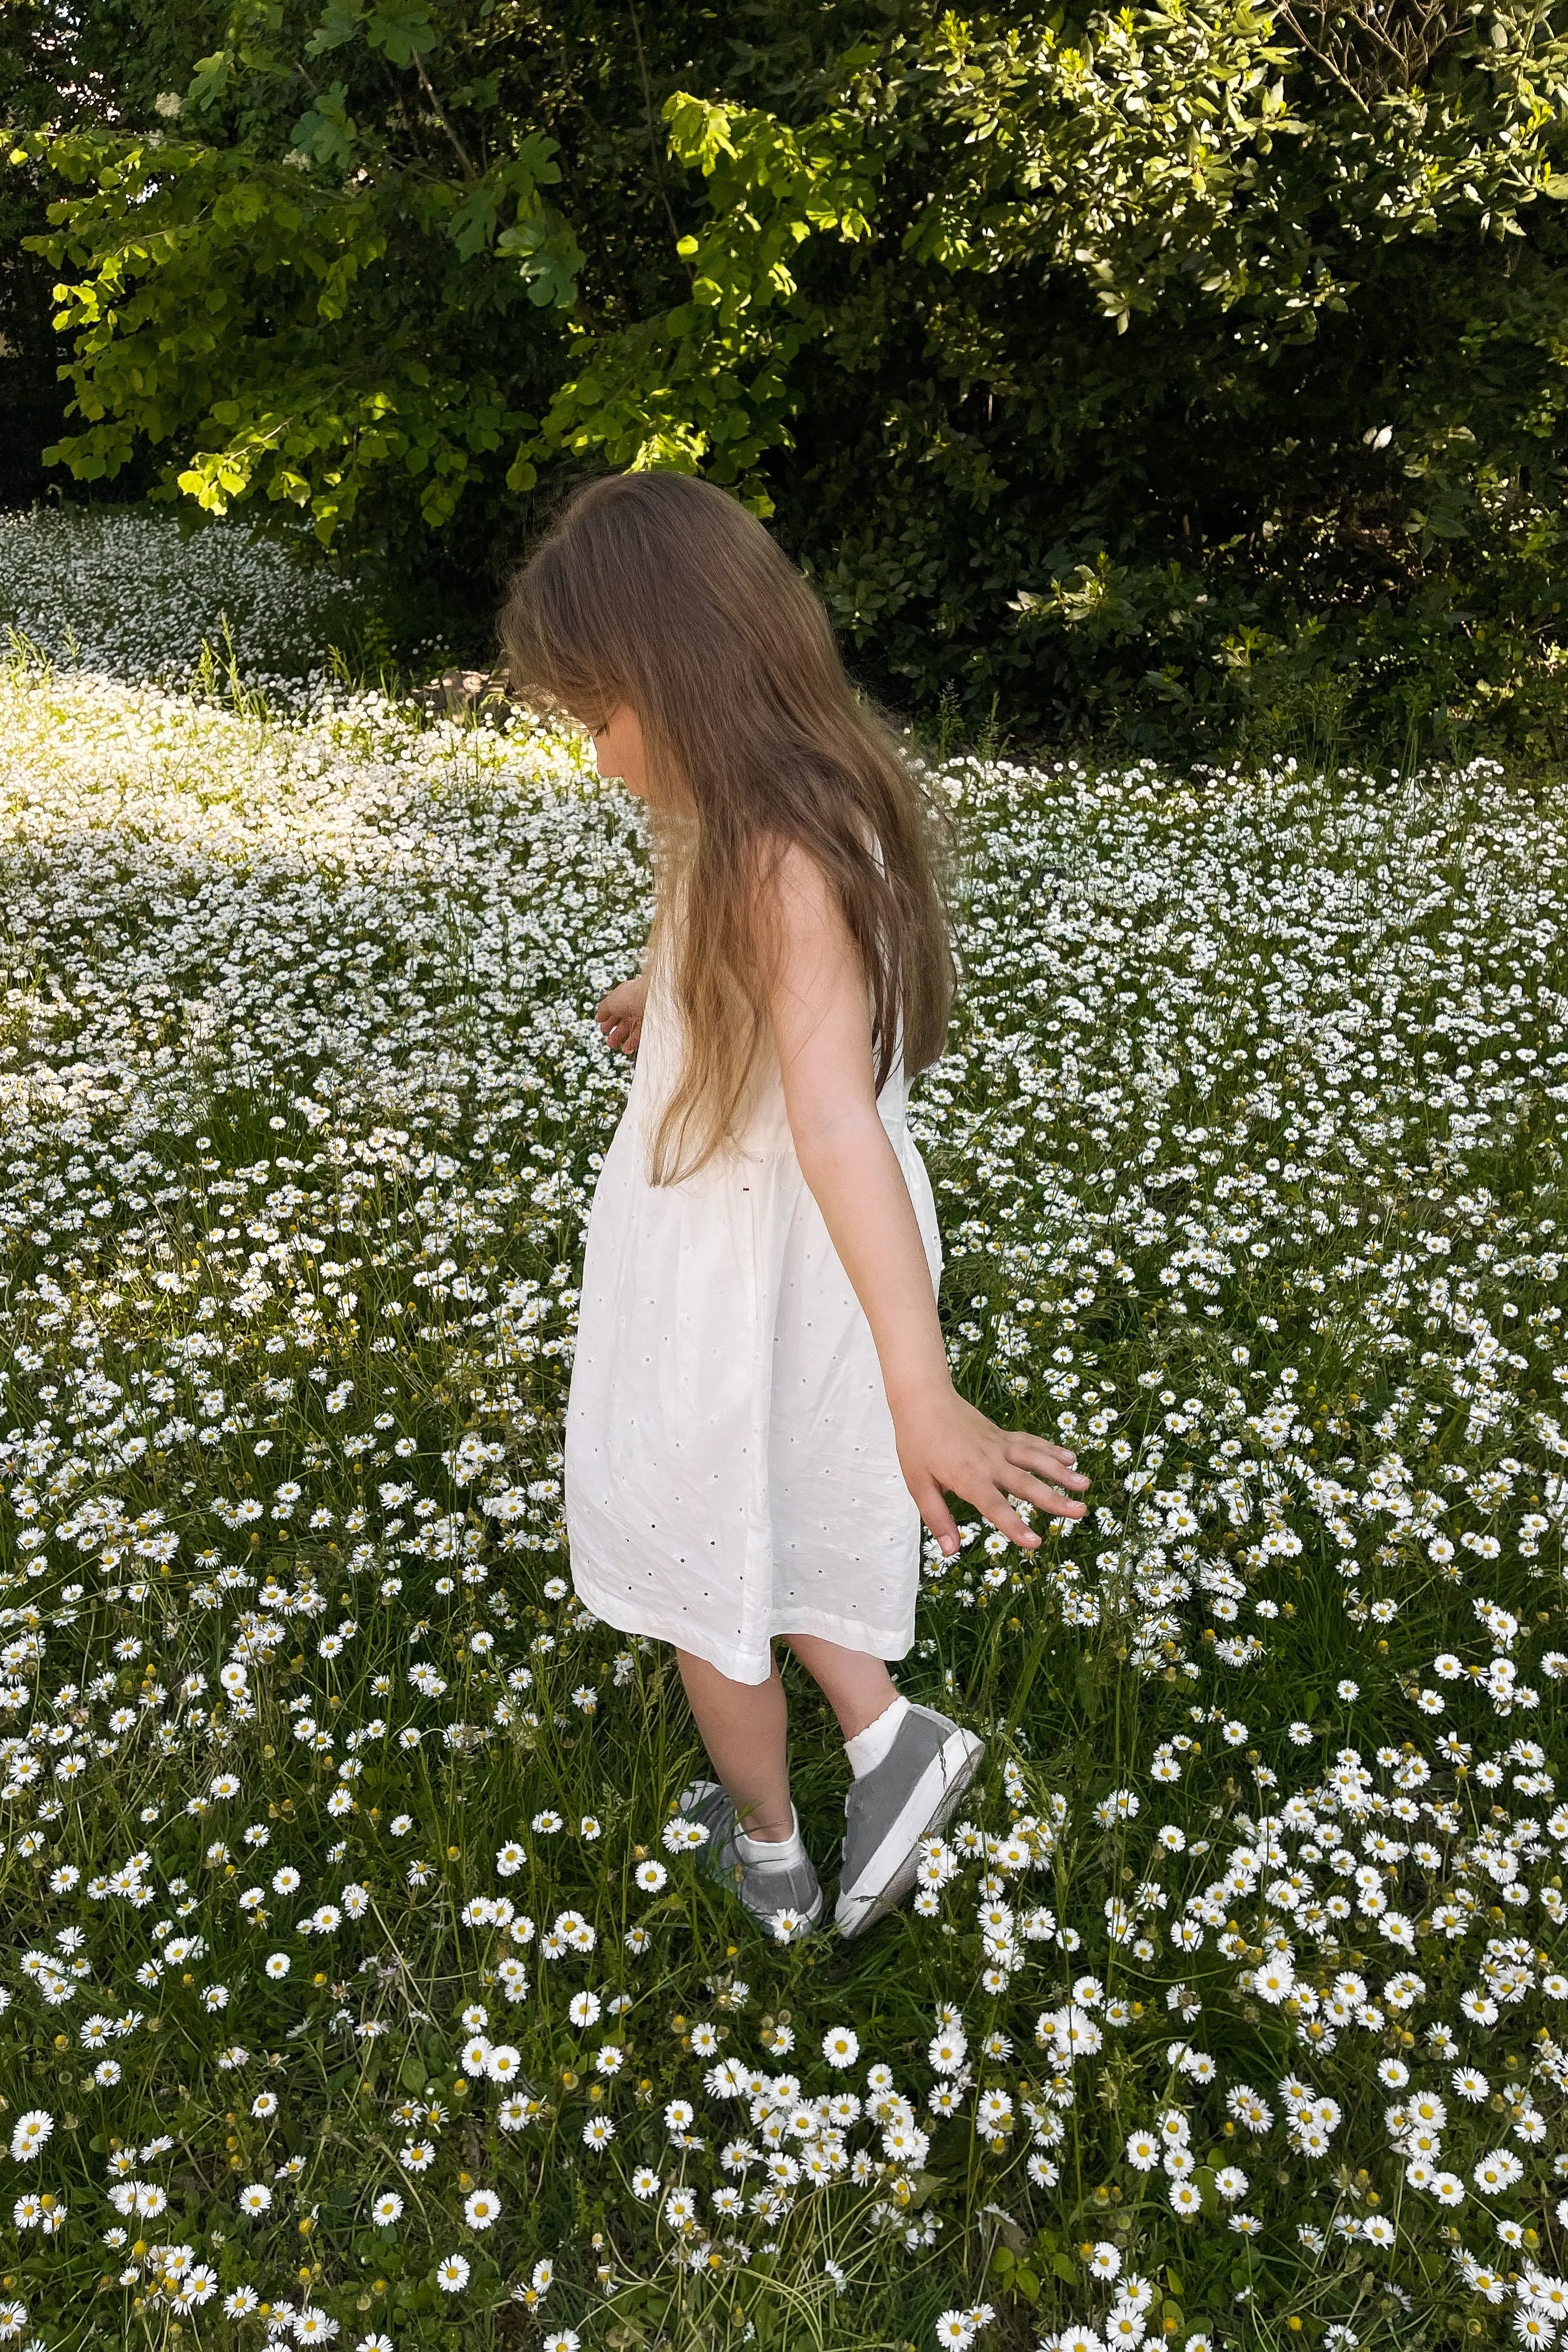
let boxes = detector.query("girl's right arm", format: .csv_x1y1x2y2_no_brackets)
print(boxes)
766,844,1088,1556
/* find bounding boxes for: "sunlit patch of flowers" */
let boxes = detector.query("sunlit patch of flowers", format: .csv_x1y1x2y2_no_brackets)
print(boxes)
0,527,1563,2350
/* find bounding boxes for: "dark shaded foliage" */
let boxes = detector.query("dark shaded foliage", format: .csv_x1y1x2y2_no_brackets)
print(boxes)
5,0,1568,757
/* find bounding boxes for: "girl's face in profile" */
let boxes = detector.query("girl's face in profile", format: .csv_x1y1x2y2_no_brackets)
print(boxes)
589,706,650,799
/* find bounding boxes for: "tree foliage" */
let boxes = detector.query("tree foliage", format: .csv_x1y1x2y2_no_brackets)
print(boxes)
7,0,1568,750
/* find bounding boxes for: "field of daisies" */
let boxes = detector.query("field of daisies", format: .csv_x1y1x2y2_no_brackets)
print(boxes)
0,506,1565,2352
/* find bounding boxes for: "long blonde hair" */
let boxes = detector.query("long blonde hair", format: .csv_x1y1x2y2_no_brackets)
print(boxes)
498,473,956,1184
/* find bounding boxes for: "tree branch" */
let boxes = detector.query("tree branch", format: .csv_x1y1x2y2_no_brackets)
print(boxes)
626,0,691,281
1275,2,1373,111
414,51,477,180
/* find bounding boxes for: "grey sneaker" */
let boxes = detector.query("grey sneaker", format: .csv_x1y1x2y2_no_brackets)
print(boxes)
677,1780,824,1943
835,1704,985,1938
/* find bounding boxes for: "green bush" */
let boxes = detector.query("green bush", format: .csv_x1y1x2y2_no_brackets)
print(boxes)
7,0,1568,755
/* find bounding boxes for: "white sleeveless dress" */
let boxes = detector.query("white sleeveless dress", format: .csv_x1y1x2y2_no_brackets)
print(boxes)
565,923,943,1685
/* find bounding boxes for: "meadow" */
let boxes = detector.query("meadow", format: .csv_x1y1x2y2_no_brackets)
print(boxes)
0,512,1565,2352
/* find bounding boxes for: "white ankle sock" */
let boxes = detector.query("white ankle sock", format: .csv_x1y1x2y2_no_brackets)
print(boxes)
735,1803,806,1870
844,1694,910,1779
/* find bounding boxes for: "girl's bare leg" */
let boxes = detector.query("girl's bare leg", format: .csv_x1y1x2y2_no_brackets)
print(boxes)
783,1634,898,1743
676,1648,796,1842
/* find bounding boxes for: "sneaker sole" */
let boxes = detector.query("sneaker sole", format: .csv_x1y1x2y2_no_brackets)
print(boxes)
834,1726,985,1938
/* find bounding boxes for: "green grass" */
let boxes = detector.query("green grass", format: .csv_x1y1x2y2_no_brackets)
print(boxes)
0,650,1563,2352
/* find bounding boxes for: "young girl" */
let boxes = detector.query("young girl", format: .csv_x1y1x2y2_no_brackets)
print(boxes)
499,474,1088,1941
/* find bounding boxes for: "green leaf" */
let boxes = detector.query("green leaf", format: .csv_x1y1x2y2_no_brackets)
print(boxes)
186,51,233,110
365,0,438,65
305,0,364,55
290,85,357,172
663,91,738,175
511,131,562,191
448,184,499,262
497,212,581,309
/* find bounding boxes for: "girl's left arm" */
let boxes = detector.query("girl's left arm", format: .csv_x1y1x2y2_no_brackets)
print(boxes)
767,845,1088,1558
596,966,649,1054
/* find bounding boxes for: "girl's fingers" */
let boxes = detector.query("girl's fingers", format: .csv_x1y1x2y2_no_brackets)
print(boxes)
987,1439,1086,1514
1010,1458,1086,1496
1021,1488,1087,1521
1008,1454,1090,1496
940,1460,1083,1545
914,1429,1089,1561
1009,1434,1089,1487
967,1483,1040,1549
916,1480,960,1559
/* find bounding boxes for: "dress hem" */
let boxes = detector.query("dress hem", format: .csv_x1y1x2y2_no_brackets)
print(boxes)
568,1570,914,1686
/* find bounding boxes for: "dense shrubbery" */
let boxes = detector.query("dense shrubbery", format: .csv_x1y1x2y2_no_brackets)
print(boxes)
5,0,1568,754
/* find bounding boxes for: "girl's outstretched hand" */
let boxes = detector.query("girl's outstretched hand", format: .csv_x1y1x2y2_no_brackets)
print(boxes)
891,1383,1089,1558
595,971,648,1055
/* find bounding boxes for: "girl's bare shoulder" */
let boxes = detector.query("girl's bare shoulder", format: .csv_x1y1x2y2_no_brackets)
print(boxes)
755,832,853,923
